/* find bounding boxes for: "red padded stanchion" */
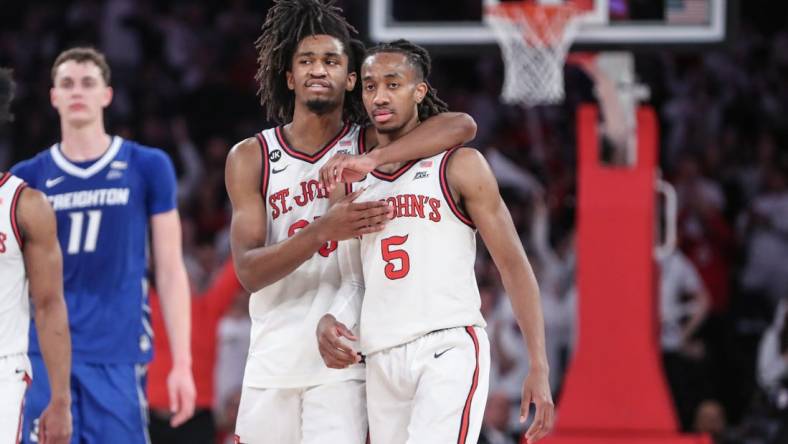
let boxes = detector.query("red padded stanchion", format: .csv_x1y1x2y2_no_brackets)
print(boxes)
537,106,709,444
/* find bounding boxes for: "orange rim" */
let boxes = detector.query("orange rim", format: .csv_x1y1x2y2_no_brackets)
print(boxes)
485,2,582,46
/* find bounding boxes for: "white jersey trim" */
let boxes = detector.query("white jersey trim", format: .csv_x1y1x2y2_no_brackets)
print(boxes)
9,182,26,248
50,136,122,179
439,147,477,229
273,122,352,163
0,173,26,248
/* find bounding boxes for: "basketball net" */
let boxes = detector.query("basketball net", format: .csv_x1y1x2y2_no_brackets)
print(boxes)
485,1,584,107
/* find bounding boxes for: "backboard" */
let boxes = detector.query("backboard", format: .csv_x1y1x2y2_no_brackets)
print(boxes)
369,0,729,47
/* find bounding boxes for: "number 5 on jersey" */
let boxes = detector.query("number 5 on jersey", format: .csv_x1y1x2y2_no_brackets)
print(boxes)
67,210,102,254
381,235,410,280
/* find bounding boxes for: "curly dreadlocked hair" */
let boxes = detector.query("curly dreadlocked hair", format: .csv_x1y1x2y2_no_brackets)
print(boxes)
254,0,367,124
0,68,15,124
366,39,449,121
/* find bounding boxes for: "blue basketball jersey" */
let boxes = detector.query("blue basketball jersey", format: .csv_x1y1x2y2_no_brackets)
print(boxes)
11,136,177,364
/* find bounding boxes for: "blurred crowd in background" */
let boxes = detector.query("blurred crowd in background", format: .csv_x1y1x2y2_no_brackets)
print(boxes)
1,1,787,443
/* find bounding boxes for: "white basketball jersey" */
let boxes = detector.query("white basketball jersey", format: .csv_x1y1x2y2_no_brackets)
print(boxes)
0,173,30,358
243,123,366,388
356,148,486,354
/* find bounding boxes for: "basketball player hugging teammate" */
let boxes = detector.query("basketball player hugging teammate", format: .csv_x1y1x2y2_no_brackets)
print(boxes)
315,40,556,444
225,1,477,443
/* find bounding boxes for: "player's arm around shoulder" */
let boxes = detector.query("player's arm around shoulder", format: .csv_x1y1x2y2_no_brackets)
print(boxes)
17,187,73,444
427,111,477,142
365,112,476,152
320,114,476,191
363,112,477,172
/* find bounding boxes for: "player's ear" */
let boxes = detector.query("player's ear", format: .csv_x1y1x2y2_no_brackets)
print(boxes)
346,71,357,92
286,71,295,91
414,82,428,104
101,86,113,108
50,87,58,109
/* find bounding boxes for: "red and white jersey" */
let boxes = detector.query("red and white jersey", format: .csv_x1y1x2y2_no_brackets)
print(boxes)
0,173,29,358
356,147,486,354
243,123,366,388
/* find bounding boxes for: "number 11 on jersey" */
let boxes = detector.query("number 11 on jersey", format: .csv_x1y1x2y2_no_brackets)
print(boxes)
67,210,102,254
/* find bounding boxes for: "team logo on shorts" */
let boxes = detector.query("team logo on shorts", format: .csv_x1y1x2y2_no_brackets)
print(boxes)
269,149,282,163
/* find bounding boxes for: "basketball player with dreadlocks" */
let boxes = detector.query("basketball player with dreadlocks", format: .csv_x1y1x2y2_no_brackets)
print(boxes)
0,69,72,444
316,40,556,444
225,1,477,442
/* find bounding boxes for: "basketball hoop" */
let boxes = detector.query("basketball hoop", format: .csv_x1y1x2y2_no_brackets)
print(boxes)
485,1,585,107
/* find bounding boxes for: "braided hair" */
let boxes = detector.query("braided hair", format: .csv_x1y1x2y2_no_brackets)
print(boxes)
254,0,366,124
366,39,449,120
0,68,14,123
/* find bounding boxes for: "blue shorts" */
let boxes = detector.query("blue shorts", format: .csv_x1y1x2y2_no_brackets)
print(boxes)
22,354,149,444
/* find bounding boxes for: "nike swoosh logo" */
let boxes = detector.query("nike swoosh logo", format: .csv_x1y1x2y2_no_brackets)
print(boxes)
14,368,24,374
434,347,454,359
45,176,65,188
272,165,289,174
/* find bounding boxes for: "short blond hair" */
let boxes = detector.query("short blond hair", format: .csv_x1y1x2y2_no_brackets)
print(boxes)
51,47,111,85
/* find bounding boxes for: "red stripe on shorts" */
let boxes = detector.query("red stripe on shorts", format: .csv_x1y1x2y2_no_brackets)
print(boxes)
15,372,31,444
457,326,480,444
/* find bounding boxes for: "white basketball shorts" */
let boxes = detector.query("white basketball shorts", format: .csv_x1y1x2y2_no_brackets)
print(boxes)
366,326,490,444
234,379,366,444
0,354,31,444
